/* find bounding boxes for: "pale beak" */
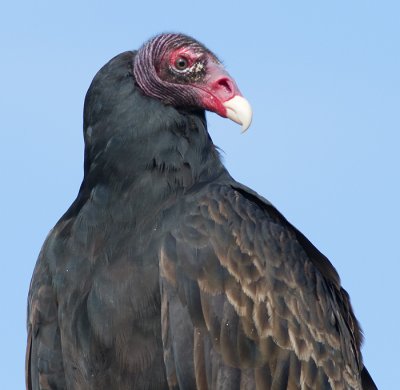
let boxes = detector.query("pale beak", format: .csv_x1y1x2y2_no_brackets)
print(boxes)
223,96,253,132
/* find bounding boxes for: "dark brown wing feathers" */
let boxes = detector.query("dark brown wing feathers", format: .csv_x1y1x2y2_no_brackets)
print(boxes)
160,184,364,389
26,252,67,390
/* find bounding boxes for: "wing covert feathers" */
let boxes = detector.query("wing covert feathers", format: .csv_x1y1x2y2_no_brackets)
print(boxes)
160,184,364,389
26,254,66,390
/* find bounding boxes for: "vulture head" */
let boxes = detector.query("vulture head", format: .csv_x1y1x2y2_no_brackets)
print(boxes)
133,33,252,131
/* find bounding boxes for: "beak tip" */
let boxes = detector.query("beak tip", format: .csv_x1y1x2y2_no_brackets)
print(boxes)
223,96,253,132
241,116,252,133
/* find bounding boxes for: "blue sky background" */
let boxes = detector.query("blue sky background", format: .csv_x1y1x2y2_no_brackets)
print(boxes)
1,1,398,388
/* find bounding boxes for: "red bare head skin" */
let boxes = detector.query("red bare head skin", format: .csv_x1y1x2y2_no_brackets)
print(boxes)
133,33,242,118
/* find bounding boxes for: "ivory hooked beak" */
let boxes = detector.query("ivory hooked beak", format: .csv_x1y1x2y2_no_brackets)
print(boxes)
223,96,253,132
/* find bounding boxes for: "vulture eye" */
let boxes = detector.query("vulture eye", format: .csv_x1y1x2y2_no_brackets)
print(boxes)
174,57,189,71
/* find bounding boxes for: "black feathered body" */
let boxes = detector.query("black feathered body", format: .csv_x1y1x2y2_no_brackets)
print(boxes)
27,51,376,389
27,51,224,389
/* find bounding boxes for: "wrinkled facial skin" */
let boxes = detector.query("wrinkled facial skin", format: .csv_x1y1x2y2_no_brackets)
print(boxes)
158,47,211,85
156,46,240,118
134,33,252,131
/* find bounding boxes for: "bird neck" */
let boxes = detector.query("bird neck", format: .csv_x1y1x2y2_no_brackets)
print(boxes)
78,51,227,223
80,108,226,222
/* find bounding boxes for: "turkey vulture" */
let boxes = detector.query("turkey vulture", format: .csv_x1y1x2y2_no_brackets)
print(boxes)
26,33,377,389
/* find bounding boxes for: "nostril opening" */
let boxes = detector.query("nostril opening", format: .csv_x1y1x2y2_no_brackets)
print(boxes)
217,78,233,95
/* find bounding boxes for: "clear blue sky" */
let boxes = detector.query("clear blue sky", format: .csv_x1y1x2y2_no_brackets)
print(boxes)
1,1,398,388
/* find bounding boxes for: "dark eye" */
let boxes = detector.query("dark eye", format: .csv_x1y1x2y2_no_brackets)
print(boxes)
174,57,189,70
